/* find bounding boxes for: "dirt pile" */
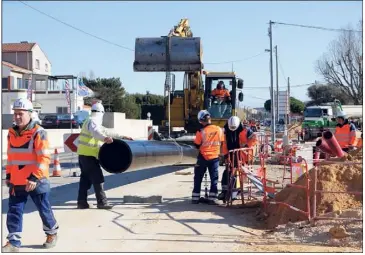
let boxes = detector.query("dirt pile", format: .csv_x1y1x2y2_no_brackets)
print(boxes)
265,149,363,229
288,122,302,139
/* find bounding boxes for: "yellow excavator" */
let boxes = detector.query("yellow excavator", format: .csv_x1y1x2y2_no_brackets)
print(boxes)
133,18,244,139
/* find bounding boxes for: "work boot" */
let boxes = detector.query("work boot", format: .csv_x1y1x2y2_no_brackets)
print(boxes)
218,192,226,200
208,199,221,205
76,203,90,209
43,234,57,249
2,242,19,253
97,203,114,210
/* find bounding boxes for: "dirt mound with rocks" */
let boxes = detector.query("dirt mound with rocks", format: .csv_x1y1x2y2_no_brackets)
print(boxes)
265,149,363,229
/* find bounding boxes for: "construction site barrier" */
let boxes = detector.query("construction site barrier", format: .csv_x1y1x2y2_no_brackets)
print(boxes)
225,147,255,207
312,161,363,222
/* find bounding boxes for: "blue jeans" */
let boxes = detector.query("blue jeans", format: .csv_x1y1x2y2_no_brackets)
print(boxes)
192,155,219,201
7,191,58,247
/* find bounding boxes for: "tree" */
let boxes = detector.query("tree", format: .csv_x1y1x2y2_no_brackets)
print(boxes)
316,21,362,104
306,84,353,106
115,94,141,119
83,77,126,112
264,97,304,114
264,100,271,112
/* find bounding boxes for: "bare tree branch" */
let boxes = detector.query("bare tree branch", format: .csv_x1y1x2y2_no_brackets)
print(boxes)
315,21,363,104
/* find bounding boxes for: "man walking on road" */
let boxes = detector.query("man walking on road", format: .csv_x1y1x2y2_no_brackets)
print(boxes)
3,98,59,252
76,102,115,209
192,110,224,205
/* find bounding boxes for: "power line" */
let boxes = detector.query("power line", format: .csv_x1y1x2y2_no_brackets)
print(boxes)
19,1,135,52
272,21,362,33
277,56,286,81
204,52,266,65
245,95,267,101
19,1,267,65
243,82,314,89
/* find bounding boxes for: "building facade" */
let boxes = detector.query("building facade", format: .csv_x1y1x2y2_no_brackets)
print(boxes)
2,41,84,114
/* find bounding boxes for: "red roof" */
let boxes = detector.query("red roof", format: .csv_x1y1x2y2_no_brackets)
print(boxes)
2,61,31,73
2,42,36,52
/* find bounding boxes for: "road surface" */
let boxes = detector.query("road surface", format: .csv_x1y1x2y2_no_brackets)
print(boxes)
1,164,360,252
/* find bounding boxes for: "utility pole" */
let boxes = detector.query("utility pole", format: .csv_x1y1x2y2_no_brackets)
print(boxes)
275,45,279,123
268,20,276,143
287,77,290,125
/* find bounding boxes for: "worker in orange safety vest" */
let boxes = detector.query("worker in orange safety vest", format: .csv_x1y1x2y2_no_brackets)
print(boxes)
192,110,224,205
3,98,58,252
211,81,231,102
334,111,357,152
218,116,258,201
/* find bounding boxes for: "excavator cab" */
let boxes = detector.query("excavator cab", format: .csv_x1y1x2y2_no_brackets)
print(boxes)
203,71,244,125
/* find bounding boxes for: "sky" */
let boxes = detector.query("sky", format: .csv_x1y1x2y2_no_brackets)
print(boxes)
2,1,363,108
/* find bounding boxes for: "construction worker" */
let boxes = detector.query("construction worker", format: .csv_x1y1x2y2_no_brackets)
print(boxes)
192,110,224,205
218,116,258,201
211,81,231,102
334,111,357,152
76,102,115,210
3,98,58,252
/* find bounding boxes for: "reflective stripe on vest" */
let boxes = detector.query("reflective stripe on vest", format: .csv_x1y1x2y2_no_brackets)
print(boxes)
335,124,356,147
201,128,223,147
77,120,102,158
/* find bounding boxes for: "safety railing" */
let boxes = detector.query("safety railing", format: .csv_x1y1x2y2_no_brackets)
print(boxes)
225,147,255,207
312,161,363,222
262,156,311,221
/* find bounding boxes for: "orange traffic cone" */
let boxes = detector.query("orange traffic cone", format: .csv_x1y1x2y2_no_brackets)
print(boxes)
51,149,62,177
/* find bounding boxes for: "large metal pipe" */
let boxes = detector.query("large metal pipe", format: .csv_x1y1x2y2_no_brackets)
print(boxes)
133,37,203,72
98,139,198,174
322,131,345,158
315,138,334,156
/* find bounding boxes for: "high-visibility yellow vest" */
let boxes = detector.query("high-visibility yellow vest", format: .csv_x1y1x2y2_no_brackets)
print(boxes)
77,120,103,158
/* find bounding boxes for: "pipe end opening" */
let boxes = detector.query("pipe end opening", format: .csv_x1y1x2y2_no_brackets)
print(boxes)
99,139,132,174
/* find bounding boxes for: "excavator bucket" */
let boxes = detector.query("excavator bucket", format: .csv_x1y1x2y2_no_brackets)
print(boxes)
133,37,203,72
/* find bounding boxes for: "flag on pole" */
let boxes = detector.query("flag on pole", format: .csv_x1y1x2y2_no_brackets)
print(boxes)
65,79,71,113
77,78,94,97
27,73,33,102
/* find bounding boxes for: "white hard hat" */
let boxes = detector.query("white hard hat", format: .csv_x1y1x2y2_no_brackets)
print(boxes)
12,98,33,111
91,102,105,113
197,110,210,122
228,116,241,131
336,110,347,119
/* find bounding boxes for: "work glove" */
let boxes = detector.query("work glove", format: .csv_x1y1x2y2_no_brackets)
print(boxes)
348,145,357,151
25,180,37,192
104,137,113,144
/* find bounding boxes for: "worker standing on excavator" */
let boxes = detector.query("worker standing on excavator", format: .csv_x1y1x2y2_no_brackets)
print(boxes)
192,110,224,205
218,116,258,201
334,111,357,152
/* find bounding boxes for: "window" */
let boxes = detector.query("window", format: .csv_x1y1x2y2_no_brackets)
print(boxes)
56,107,69,114
45,63,48,72
36,59,40,69
36,80,46,90
17,78,26,89
2,78,8,89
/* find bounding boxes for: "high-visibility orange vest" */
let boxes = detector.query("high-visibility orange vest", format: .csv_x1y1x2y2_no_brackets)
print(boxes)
211,89,230,99
222,128,258,162
194,124,224,160
6,121,51,186
334,122,357,149
356,138,363,148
